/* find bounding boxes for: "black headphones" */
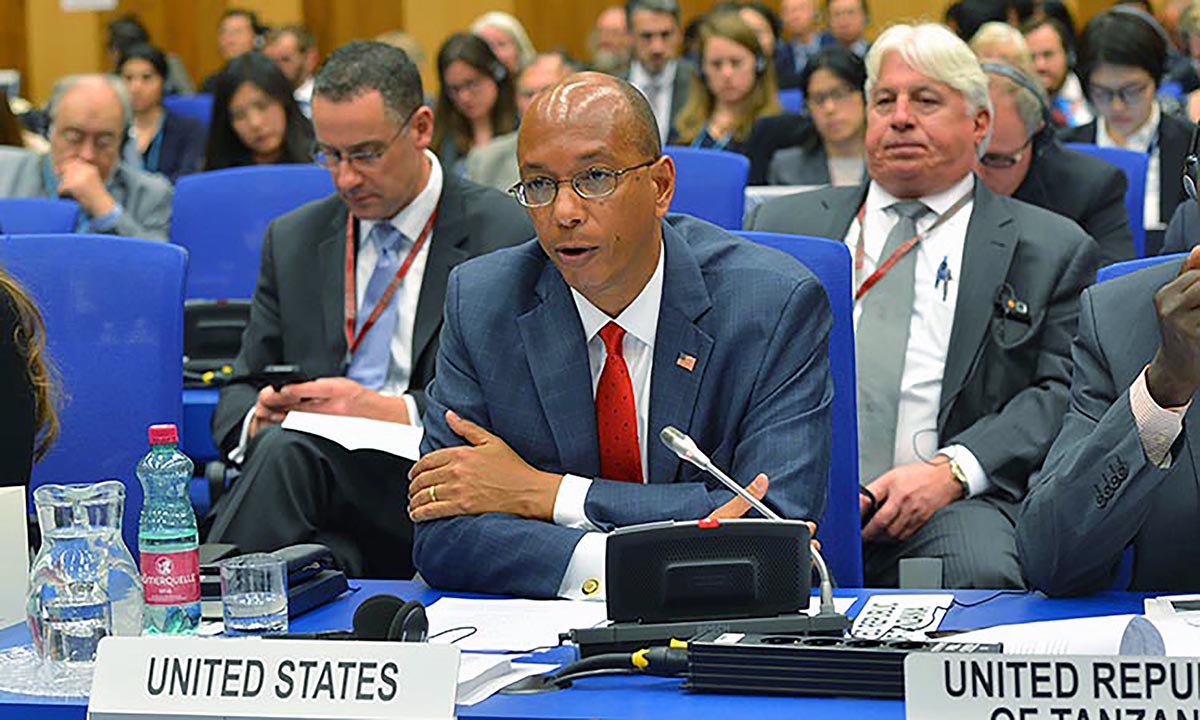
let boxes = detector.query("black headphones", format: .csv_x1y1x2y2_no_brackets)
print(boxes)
1107,5,1174,49
351,593,428,642
1184,122,1199,201
980,62,1055,152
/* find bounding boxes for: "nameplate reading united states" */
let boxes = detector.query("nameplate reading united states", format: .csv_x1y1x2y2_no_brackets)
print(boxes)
906,653,1200,720
87,636,459,720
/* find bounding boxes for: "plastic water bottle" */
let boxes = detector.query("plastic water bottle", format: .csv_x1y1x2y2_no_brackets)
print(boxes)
137,424,201,634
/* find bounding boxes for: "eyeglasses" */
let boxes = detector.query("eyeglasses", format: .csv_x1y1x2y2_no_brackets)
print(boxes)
1089,81,1151,107
56,127,120,154
445,76,487,99
508,159,659,208
806,85,858,109
311,110,415,171
978,136,1034,169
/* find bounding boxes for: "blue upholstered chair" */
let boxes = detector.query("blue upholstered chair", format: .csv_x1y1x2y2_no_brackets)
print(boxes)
0,234,186,557
0,198,79,234
163,93,215,131
737,230,863,587
1063,143,1149,258
666,147,750,230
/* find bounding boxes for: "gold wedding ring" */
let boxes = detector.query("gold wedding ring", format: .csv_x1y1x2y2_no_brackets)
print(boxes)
429,486,437,503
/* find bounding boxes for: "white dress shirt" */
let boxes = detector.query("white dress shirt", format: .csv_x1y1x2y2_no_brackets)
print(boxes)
843,173,991,496
552,243,666,600
628,60,678,146
1096,102,1162,231
227,151,442,463
1130,367,1192,467
294,76,314,118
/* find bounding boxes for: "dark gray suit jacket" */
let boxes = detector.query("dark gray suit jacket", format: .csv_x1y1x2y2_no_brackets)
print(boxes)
767,144,831,186
210,172,533,454
1019,260,1200,594
0,147,172,241
1013,141,1134,265
746,179,1102,501
622,59,693,138
1160,200,1200,254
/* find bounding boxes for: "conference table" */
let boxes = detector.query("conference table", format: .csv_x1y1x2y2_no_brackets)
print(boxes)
0,580,1151,719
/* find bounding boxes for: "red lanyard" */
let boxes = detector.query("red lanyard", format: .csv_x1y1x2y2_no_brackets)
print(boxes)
853,191,972,301
343,207,438,354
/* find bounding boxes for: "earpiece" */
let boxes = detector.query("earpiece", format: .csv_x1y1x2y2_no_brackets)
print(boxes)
490,61,508,83
351,593,428,642
1183,122,1198,201
387,600,429,642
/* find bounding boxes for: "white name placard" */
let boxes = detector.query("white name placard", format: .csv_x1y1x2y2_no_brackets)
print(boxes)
88,636,459,720
906,653,1200,719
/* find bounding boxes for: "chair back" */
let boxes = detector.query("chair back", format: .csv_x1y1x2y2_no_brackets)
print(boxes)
737,230,863,587
665,147,749,230
1097,252,1187,283
171,164,335,300
777,88,805,114
0,198,79,234
0,234,186,557
1063,143,1149,257
163,93,215,130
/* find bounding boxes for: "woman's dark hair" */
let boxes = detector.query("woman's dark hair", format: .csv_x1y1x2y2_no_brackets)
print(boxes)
431,32,518,160
107,14,150,57
204,52,312,170
0,265,58,462
1077,7,1168,93
946,0,1009,41
798,46,866,152
117,43,169,83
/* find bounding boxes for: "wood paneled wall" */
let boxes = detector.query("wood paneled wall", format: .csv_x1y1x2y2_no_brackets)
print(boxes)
2,0,1131,106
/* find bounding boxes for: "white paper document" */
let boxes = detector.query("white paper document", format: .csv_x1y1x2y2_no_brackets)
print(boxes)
456,654,557,706
946,614,1174,655
281,410,423,460
0,487,29,629
427,598,608,652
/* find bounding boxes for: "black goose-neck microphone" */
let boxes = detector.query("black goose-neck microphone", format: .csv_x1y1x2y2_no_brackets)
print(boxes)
659,425,837,616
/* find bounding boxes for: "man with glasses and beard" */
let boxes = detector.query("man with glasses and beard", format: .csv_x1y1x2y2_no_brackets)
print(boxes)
206,41,532,579
408,72,833,599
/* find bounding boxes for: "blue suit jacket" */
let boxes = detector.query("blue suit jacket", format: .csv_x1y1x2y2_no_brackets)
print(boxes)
413,214,833,598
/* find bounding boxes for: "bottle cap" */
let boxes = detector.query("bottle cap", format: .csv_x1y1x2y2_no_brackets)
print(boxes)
148,424,178,445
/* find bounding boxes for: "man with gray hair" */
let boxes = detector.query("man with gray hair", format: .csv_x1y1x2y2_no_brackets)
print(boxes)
206,40,532,578
749,22,1100,588
975,63,1134,263
0,73,172,240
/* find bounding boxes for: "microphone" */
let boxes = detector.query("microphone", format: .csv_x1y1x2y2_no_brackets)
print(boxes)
659,425,838,617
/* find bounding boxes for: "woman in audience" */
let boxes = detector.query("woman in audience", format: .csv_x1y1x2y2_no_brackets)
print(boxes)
767,46,866,185
431,33,518,177
204,52,312,171
1061,7,1196,253
470,11,536,75
1,265,58,487
672,11,783,156
118,43,207,182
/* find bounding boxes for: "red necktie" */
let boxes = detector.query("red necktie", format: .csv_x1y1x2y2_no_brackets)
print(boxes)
596,322,643,483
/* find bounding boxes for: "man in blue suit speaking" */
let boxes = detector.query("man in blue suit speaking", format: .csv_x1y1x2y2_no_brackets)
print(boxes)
408,72,833,599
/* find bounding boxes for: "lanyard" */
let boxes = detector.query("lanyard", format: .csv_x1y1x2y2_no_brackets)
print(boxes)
853,190,972,301
342,206,438,355
692,125,731,151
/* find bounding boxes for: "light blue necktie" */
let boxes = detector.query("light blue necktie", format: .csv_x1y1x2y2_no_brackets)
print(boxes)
346,223,407,390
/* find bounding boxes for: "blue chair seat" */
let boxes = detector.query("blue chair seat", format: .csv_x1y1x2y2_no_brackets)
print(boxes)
0,198,79,234
163,94,214,131
666,147,749,230
1063,143,1148,258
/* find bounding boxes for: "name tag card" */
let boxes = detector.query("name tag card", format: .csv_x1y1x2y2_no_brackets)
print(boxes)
906,653,1200,719
88,637,459,720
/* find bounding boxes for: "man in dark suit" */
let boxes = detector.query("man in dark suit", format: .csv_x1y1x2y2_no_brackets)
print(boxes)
748,23,1100,588
1020,248,1200,594
974,64,1134,264
408,72,833,599
621,0,692,145
1161,199,1200,254
206,41,533,578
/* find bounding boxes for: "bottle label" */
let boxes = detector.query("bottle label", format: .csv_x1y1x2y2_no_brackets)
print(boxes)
140,550,200,605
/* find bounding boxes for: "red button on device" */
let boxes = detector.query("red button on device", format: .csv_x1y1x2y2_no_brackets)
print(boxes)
697,518,720,529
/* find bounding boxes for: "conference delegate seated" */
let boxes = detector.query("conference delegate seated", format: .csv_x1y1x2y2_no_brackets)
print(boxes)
1160,196,1200,254
767,46,866,186
1020,248,1200,594
410,73,832,600
0,74,172,241
431,33,519,178
669,10,782,157
204,52,313,170
118,43,206,182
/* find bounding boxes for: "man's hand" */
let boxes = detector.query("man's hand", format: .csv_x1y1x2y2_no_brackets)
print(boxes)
861,459,963,542
408,410,561,522
57,158,115,217
1146,247,1200,407
247,377,410,437
706,476,821,551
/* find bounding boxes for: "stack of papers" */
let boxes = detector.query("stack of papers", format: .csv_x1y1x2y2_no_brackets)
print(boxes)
427,597,608,652
456,654,556,706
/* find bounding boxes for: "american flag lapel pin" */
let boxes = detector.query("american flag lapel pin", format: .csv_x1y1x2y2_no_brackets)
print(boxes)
676,352,697,372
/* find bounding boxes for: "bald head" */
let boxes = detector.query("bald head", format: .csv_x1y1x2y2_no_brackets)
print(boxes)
521,71,660,161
